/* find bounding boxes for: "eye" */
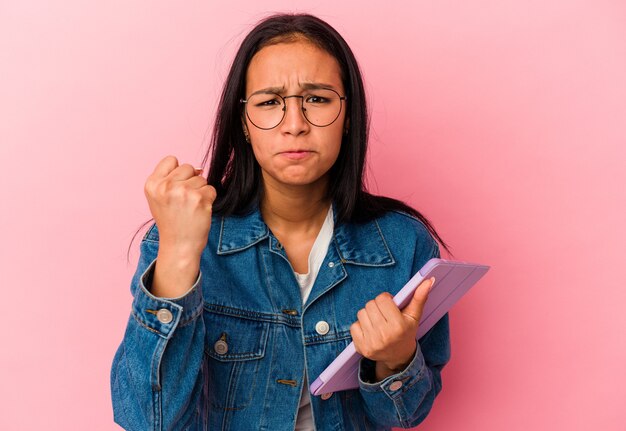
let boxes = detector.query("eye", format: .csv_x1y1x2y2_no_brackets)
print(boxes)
255,98,281,107
305,95,329,104
249,93,283,108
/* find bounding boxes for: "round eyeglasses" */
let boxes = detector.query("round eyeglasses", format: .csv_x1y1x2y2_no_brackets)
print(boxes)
240,88,347,130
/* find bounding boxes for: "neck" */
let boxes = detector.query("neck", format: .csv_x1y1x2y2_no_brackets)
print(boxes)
260,174,331,236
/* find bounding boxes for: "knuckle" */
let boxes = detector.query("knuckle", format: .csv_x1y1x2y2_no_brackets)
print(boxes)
168,181,183,196
162,155,178,168
161,179,173,192
162,155,176,164
154,180,168,198
169,185,188,201
206,186,217,201
144,179,153,196
349,323,359,336
375,293,390,305
180,163,194,173
209,184,217,195
188,191,203,204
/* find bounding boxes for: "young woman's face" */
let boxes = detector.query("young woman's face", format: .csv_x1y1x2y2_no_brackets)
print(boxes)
244,39,346,191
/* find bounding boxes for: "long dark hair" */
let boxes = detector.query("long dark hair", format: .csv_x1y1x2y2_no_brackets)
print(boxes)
126,13,451,262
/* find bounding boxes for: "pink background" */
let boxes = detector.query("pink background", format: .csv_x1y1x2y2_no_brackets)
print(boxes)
1,1,625,430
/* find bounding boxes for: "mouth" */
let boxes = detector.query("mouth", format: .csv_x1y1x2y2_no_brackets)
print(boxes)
279,150,313,160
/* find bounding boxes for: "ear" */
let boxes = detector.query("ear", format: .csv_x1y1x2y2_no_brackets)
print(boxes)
241,116,250,142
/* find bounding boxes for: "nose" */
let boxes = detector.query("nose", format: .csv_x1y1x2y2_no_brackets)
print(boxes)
280,95,309,136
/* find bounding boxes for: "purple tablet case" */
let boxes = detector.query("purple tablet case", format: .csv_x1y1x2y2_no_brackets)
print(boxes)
309,258,489,396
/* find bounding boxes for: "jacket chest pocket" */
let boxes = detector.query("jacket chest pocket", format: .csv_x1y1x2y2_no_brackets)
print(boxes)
203,309,269,410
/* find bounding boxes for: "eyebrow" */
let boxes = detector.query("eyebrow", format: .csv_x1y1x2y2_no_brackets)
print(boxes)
249,82,339,96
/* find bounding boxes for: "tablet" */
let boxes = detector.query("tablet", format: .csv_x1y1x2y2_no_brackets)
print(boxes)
309,258,490,396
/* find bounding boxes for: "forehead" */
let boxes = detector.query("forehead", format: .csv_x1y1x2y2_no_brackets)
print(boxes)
245,40,344,93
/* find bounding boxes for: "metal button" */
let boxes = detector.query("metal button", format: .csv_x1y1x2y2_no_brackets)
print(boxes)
321,392,333,400
389,380,403,391
214,340,228,355
276,241,283,250
282,309,298,316
315,321,330,335
156,309,173,324
328,261,335,268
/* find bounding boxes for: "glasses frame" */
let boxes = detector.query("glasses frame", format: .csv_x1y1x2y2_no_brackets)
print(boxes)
240,88,347,130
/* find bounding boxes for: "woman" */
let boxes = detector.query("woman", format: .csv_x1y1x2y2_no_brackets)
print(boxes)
111,13,451,431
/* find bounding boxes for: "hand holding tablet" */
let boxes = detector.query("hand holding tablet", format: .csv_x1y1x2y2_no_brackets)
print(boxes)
348,276,437,382
310,258,490,396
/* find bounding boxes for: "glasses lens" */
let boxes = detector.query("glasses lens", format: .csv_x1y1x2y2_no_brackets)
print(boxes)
245,93,285,129
245,89,343,129
302,89,342,127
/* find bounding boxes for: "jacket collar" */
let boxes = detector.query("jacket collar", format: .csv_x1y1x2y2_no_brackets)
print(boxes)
216,202,395,267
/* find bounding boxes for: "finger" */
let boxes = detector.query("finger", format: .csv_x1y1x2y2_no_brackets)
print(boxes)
364,299,388,330
374,292,404,322
350,321,364,343
401,277,435,323
200,184,217,204
193,166,204,175
152,155,179,178
168,163,198,181
356,308,374,334
350,322,367,356
184,175,208,190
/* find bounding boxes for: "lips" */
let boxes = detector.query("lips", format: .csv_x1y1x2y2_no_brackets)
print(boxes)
280,150,313,160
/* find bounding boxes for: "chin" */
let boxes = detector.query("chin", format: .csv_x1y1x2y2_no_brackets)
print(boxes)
279,169,320,183
262,166,330,189
281,176,319,186
278,172,327,187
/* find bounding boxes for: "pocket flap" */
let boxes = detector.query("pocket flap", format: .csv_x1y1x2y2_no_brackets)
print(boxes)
204,309,269,361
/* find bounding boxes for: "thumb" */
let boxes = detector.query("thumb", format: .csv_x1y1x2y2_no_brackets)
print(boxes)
401,277,435,323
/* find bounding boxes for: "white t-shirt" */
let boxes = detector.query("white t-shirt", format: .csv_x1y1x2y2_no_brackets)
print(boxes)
294,205,334,431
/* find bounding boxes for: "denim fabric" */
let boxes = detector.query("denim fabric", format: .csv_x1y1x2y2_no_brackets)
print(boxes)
110,202,451,430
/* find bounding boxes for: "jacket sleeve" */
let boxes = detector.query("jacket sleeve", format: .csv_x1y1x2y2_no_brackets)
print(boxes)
357,236,451,429
110,232,207,431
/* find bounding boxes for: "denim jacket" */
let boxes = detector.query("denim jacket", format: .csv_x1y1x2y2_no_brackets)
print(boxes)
110,202,451,430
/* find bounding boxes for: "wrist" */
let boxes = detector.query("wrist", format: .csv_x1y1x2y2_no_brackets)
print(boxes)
151,250,201,299
374,362,403,382
158,242,203,264
374,346,417,381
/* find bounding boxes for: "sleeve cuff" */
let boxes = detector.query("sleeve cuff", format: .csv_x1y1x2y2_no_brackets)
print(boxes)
358,342,428,398
131,257,204,339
